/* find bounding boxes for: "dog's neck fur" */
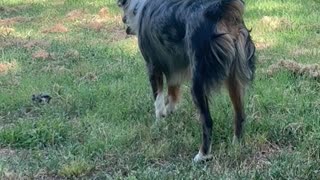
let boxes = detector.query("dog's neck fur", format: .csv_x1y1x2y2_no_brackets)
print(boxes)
126,0,146,35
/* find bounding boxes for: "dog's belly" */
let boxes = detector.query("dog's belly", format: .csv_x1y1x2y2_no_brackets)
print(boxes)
139,39,191,84
138,1,194,84
167,66,192,86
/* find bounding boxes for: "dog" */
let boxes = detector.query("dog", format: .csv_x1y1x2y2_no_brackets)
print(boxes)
118,0,256,162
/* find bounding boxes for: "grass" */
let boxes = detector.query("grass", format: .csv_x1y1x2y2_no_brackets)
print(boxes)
0,0,319,179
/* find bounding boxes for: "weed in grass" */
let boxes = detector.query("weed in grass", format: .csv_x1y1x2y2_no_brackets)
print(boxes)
58,159,93,178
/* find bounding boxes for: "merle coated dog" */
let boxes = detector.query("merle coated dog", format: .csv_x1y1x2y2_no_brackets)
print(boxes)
118,0,256,162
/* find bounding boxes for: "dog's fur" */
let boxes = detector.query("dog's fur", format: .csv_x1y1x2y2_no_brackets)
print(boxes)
118,0,256,162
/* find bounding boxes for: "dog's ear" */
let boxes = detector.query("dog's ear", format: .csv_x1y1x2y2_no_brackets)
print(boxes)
117,0,127,7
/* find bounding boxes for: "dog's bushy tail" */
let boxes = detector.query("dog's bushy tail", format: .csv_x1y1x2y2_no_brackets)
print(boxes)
234,28,256,85
206,0,255,86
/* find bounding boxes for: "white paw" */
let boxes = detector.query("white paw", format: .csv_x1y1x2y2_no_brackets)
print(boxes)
155,106,167,119
193,151,213,163
165,102,176,114
155,93,167,119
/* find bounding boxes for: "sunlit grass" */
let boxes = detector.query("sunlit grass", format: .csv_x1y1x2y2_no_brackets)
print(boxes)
0,0,319,179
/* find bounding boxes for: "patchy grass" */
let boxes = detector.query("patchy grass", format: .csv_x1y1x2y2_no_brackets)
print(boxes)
0,0,320,179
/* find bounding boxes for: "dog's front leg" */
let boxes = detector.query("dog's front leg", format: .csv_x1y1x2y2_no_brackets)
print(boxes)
147,64,166,119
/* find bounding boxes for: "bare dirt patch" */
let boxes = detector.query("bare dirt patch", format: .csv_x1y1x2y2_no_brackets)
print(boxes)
41,23,68,33
0,16,28,26
266,60,320,79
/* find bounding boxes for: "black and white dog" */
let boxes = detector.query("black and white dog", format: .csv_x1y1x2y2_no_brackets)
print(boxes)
118,0,256,162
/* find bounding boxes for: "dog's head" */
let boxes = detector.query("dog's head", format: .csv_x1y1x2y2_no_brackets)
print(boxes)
117,0,140,35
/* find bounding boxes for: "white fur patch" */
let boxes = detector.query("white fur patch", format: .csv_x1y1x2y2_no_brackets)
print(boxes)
193,151,213,163
125,0,146,35
155,92,166,119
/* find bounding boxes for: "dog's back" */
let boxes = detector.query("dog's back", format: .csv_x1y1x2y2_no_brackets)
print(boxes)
138,0,255,87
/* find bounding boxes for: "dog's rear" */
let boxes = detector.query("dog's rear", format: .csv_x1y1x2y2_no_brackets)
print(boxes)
189,0,255,162
207,0,255,85
189,0,255,88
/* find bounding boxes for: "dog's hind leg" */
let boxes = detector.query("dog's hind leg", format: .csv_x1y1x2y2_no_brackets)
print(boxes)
147,64,166,119
166,85,180,114
226,77,246,143
192,76,213,162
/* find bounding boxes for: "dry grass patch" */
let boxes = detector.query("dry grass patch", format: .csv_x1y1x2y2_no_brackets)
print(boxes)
0,61,17,74
40,64,71,74
98,7,109,18
0,6,17,14
86,21,105,32
0,5,28,15
0,16,28,26
267,60,320,78
23,40,50,50
255,41,273,50
80,7,123,32
290,47,320,57
66,9,87,21
243,142,283,170
0,36,26,48
0,27,15,36
41,23,68,33
0,36,50,51
259,16,292,31
32,49,56,60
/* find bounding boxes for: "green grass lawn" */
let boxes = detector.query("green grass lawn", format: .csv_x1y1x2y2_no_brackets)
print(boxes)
0,0,319,179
